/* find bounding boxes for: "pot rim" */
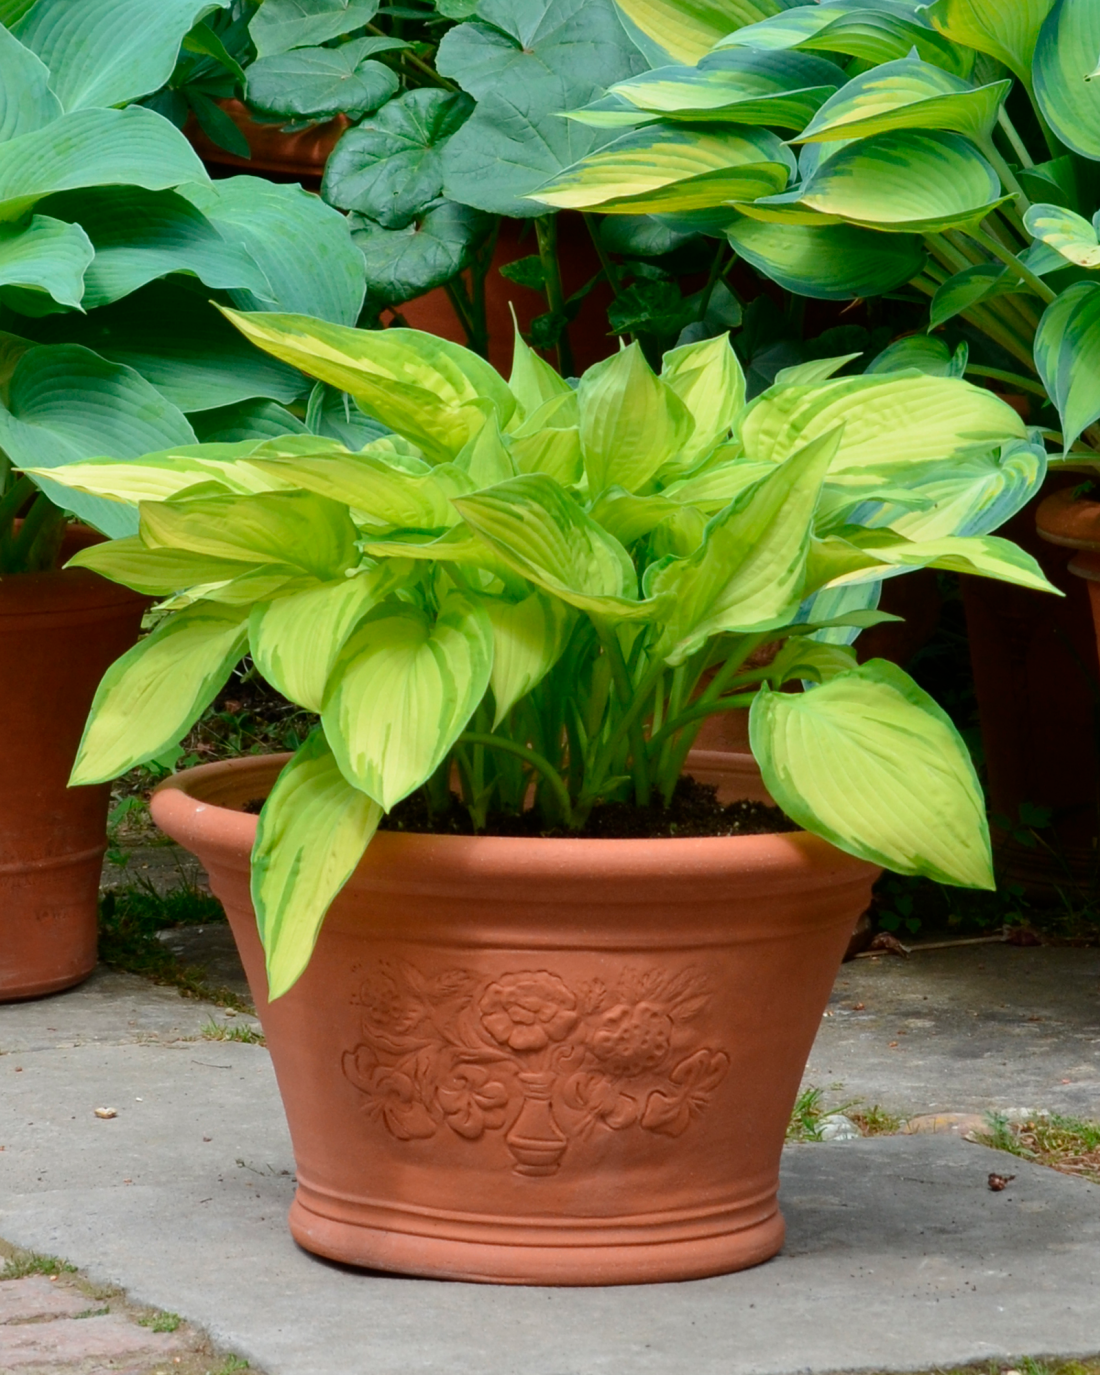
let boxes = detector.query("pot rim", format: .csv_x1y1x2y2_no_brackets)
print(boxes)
1036,487,1100,551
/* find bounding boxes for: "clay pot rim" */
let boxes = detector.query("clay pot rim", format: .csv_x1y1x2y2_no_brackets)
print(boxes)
1036,487,1100,551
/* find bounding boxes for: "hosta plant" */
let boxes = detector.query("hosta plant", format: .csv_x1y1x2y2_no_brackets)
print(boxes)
31,314,1056,996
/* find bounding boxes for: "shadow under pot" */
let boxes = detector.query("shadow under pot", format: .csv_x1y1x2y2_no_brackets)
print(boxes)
151,753,877,1287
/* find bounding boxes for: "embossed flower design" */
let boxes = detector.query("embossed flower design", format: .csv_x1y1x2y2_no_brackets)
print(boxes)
356,969,422,1038
342,1046,436,1140
479,971,579,1053
591,1000,672,1077
437,1062,509,1140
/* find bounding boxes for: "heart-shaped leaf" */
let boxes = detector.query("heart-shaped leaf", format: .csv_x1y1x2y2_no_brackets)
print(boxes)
351,200,492,309
248,0,380,58
246,40,399,121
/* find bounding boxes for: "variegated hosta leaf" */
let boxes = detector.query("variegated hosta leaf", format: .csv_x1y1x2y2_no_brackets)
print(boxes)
249,568,399,713
252,730,383,1001
738,130,1006,234
612,0,796,66
865,335,967,378
766,635,857,686
24,442,294,506
928,262,1013,330
510,402,585,487
726,214,924,301
659,334,745,469
322,592,493,809
484,591,574,726
454,418,516,487
66,535,264,597
1034,281,1100,454
1024,203,1100,270
220,307,514,461
531,125,794,214
1034,0,1100,161
578,342,695,495
796,56,1009,145
661,458,776,512
70,603,248,785
652,426,843,664
506,322,573,429
589,488,681,545
750,660,993,887
925,0,1055,88
809,528,1057,596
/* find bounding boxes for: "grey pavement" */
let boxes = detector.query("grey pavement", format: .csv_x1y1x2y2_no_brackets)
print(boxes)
1,943,1099,1374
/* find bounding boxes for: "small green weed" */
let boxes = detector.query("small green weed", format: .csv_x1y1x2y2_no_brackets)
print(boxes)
201,1019,265,1046
208,1358,250,1374
787,1087,900,1142
1,1250,77,1279
75,1306,110,1318
139,1310,182,1333
976,1112,1100,1183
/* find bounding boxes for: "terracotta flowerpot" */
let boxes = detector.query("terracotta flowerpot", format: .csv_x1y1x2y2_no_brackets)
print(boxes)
151,754,877,1286
962,481,1100,892
688,709,773,805
184,99,350,180
0,530,147,1001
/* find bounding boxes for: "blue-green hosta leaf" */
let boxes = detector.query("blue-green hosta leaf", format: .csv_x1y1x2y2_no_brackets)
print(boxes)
249,568,399,712
0,216,92,314
879,439,1047,541
0,23,61,140
796,56,1009,145
192,399,308,444
533,125,794,214
70,602,248,785
14,0,229,111
246,41,399,121
0,106,207,224
726,214,924,300
248,0,380,58
322,90,474,228
578,341,695,495
1024,203,1100,269
653,426,842,663
613,0,800,65
1034,0,1100,161
179,177,365,328
739,131,1005,234
928,262,1013,330
306,381,391,451
750,659,993,887
41,187,271,311
252,729,383,1000
660,333,746,467
351,201,492,309
926,0,1055,89
66,535,269,597
1034,281,1100,453
484,590,573,726
453,473,654,621
1,343,195,538
323,592,493,808
222,307,515,461
139,489,359,583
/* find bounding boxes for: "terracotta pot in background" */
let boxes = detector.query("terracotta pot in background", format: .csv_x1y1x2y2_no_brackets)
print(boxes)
184,98,349,180
0,530,147,1001
152,754,876,1286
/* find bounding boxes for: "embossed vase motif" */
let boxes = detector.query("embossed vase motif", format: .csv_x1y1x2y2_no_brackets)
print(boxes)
152,755,877,1285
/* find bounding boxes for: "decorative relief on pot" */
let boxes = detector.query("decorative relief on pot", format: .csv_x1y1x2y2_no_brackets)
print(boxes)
342,962,729,1176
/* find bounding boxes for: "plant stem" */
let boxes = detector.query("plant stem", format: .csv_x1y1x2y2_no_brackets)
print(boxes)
646,693,758,756
972,225,1057,304
980,137,1031,217
457,733,575,825
10,492,65,573
964,364,1049,397
696,239,727,322
581,212,623,299
534,214,575,377
997,108,1034,168
595,622,651,805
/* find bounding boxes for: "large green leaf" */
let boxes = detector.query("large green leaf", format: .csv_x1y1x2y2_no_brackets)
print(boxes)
31,441,285,506
248,0,380,58
66,534,268,597
925,0,1055,89
1034,0,1100,162
0,23,61,140
878,439,1047,541
0,215,92,314
796,56,1009,145
0,106,208,224
322,592,493,808
660,333,745,467
1,343,195,538
577,342,695,495
192,399,308,444
322,89,474,227
808,527,1056,595
613,0,803,65
533,125,793,214
252,730,383,1001
1024,203,1100,268
484,590,573,726
749,659,993,887
1034,281,1100,453
70,602,248,785
246,40,399,120
179,177,365,327
726,214,923,300
351,201,492,309
740,130,1005,233
14,0,228,111
41,187,271,311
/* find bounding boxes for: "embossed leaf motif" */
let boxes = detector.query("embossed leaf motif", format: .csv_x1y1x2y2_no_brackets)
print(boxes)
641,1049,731,1138
342,1045,438,1140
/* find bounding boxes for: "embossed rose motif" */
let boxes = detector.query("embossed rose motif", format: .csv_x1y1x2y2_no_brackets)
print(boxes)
591,1000,673,1077
479,971,579,1053
437,1062,509,1141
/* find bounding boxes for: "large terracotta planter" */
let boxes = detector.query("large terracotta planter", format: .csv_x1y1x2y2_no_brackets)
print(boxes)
184,99,350,179
151,754,876,1285
0,530,146,1001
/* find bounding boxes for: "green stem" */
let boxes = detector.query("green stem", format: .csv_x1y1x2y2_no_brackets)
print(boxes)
457,733,575,826
595,622,651,805
582,212,623,299
646,693,758,757
964,364,1048,397
367,25,459,91
997,107,1034,169
972,225,1056,304
696,239,727,322
534,214,575,378
980,137,1031,217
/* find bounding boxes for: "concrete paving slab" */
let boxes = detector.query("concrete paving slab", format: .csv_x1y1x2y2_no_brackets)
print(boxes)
2,1039,1100,1374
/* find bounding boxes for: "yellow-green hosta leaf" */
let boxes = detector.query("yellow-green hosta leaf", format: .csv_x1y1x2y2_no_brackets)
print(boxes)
589,488,680,545
360,525,526,595
322,592,493,809
484,591,573,727
510,423,584,486
249,568,398,713
796,57,1009,145
578,341,695,496
882,439,1047,541
70,602,248,785
750,660,993,887
653,425,843,664
507,320,572,428
66,535,260,596
808,528,1058,596
221,307,513,460
1034,281,1100,454
726,214,925,301
453,473,654,622
659,333,745,469
252,730,383,1001
532,126,794,214
188,565,314,608
612,0,793,65
1024,203,1100,270
22,442,290,506
661,458,775,511
1034,0,1100,161
928,262,1013,330
455,417,516,488
766,635,857,686
139,489,358,582
926,0,1055,89
742,131,1006,234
